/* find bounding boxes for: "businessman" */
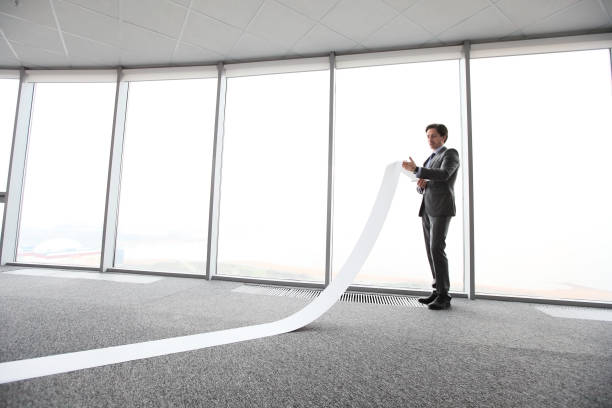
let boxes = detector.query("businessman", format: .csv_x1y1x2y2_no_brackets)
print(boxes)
402,124,460,310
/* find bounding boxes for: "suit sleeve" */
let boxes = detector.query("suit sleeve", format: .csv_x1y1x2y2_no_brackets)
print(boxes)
417,149,460,181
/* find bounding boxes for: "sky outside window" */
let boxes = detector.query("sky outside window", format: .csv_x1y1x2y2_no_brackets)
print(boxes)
17,82,115,267
471,49,612,302
217,70,329,282
334,59,464,291
114,78,217,274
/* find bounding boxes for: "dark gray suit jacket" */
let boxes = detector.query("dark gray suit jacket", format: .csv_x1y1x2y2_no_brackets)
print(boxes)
417,146,460,217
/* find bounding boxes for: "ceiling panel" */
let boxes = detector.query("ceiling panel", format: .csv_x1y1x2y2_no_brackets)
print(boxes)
382,0,420,12
362,14,431,49
0,0,56,28
496,0,580,29
229,32,289,61
275,0,340,20
119,23,176,57
522,0,611,36
62,0,119,18
0,0,608,68
172,42,223,64
292,24,357,55
438,6,517,43
0,40,19,66
603,0,612,16
181,10,243,55
499,29,525,41
121,0,187,38
350,44,369,53
54,0,121,47
247,1,315,48
120,50,176,66
11,42,69,67
321,0,398,42
190,0,263,29
421,38,444,47
0,14,64,54
404,0,489,36
63,33,120,67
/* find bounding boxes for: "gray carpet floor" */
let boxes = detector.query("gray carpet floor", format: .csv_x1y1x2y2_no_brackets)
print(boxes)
1,265,611,408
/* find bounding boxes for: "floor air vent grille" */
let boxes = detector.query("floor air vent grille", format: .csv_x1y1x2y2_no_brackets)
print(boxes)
232,284,425,308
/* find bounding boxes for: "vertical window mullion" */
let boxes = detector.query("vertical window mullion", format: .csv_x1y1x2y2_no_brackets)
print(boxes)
206,63,227,280
460,41,475,300
325,52,336,287
1,70,32,265
101,71,128,272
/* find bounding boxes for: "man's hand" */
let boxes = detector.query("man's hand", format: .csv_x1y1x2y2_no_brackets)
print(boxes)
417,178,428,190
402,157,417,172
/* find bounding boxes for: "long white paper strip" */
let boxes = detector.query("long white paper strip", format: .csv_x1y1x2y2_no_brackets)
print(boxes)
0,162,413,384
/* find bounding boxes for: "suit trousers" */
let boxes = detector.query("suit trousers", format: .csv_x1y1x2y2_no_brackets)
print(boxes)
421,214,452,296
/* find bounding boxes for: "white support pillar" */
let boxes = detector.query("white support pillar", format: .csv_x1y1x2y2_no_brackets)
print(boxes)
460,41,475,300
205,63,227,280
1,72,33,265
100,72,129,272
324,52,336,287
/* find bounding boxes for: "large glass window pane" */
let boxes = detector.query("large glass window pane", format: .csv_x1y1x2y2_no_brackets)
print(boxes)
114,79,217,274
17,83,115,266
217,70,329,282
1,78,19,191
471,49,612,302
334,60,464,291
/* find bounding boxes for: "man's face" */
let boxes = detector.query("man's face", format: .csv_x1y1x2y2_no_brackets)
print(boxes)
427,128,445,150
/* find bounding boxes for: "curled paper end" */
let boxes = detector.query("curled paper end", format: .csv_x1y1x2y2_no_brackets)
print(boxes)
399,161,418,182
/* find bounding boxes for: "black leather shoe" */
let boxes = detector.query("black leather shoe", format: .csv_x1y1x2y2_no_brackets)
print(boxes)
428,296,451,310
418,292,438,305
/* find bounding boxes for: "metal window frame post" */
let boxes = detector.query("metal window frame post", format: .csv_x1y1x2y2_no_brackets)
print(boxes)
460,41,476,300
100,69,128,272
1,70,33,265
206,63,227,280
325,52,336,287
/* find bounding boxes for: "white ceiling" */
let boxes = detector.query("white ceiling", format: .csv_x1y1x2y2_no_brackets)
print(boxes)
0,0,611,68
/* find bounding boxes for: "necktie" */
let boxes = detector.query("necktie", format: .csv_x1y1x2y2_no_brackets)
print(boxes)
425,152,436,168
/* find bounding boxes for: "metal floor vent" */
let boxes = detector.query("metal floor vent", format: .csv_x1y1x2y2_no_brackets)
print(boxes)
232,284,426,308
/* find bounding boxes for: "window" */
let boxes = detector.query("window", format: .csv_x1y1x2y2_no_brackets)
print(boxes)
217,70,329,282
114,78,218,274
17,82,115,266
471,49,612,302
334,60,464,291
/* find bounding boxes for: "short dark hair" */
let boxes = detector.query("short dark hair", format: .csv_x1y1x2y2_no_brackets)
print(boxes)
425,123,448,142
